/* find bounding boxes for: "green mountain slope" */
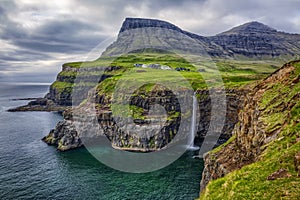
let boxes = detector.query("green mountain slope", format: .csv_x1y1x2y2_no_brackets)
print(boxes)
200,60,300,199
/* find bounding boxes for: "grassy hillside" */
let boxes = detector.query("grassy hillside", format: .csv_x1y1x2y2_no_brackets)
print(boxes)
199,61,300,200
52,53,283,100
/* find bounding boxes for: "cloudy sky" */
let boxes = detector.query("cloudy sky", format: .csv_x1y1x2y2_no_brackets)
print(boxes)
1,0,300,83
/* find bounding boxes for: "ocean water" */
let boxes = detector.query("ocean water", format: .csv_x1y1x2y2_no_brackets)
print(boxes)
0,83,203,200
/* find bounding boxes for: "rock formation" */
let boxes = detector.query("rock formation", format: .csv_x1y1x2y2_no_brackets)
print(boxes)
42,86,243,151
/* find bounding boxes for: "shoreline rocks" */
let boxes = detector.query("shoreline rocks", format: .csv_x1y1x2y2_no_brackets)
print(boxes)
7,98,68,112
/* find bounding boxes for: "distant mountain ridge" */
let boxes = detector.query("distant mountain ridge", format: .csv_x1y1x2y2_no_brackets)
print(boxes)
103,18,300,59
217,21,277,35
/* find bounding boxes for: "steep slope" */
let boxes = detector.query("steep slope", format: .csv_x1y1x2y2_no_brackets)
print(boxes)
200,60,300,199
210,21,300,58
102,18,226,57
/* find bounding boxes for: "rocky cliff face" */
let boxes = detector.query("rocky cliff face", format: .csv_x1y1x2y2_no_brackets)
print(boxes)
43,87,244,152
200,60,300,199
45,65,78,106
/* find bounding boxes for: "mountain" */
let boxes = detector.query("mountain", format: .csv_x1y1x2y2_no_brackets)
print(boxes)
217,21,277,35
103,18,300,59
102,18,226,57
210,21,300,58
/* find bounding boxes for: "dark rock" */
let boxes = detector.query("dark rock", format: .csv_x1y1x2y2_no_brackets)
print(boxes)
7,98,67,112
42,120,82,151
267,168,292,180
28,98,47,106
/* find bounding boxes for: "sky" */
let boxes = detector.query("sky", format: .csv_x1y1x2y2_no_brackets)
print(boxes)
1,0,300,83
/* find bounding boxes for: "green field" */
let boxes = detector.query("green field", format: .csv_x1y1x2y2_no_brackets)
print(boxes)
57,53,284,97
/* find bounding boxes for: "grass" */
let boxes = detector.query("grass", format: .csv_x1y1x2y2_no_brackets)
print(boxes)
53,53,284,95
201,136,300,199
108,53,282,92
51,81,73,93
199,61,300,200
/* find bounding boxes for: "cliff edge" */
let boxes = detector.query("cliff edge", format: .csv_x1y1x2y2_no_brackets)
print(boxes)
200,60,300,199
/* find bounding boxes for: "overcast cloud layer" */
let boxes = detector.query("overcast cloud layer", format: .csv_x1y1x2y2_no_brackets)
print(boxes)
1,0,300,82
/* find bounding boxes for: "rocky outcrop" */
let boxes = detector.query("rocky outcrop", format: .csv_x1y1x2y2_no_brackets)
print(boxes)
200,60,300,195
42,112,82,151
7,98,67,112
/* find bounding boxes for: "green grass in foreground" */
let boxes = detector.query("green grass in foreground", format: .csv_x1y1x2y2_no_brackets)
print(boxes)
199,61,300,200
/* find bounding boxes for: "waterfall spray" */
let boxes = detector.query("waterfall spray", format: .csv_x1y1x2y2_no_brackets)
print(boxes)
187,92,200,151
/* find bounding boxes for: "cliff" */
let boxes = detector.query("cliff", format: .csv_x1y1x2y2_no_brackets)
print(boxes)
7,64,77,112
42,85,244,151
200,60,300,199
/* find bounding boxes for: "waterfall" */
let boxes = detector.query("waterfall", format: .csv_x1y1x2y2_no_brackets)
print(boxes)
187,92,200,151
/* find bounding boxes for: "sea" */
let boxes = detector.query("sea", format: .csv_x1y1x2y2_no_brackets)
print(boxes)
0,83,203,200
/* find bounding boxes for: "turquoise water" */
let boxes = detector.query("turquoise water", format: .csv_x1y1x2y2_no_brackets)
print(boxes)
0,83,203,199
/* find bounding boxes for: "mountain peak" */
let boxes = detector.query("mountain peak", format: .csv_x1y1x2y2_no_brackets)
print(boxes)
119,17,183,33
218,21,277,35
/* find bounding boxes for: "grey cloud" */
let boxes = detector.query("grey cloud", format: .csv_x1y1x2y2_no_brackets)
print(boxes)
0,49,52,63
2,18,105,54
